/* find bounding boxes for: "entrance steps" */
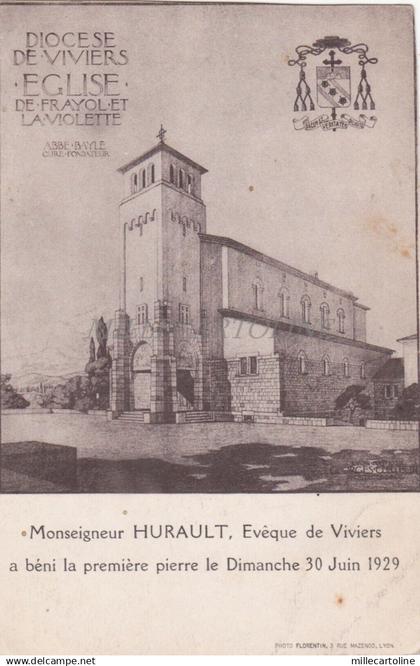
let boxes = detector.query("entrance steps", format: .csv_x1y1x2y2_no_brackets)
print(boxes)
116,411,146,424
178,411,235,424
184,412,214,424
112,411,234,425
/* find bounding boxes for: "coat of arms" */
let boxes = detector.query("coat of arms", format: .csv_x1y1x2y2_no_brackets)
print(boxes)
288,36,377,131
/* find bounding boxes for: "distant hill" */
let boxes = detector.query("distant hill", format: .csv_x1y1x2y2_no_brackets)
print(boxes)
14,371,82,392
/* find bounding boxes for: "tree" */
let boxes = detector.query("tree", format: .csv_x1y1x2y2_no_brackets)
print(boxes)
41,375,94,411
41,315,112,412
85,315,112,409
89,337,96,363
335,385,372,424
96,317,108,359
1,374,29,409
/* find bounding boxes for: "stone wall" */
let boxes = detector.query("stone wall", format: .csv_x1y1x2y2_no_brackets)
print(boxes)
281,355,359,416
227,354,280,417
366,419,419,431
276,330,390,416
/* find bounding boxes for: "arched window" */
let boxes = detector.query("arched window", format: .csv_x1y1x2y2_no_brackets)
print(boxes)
322,355,330,376
179,169,184,189
360,362,366,379
343,357,350,378
137,304,148,325
141,169,146,189
298,351,307,375
170,164,176,184
252,278,264,311
301,295,311,324
130,173,137,194
279,288,290,318
187,174,193,194
337,308,345,334
150,164,155,184
320,302,330,330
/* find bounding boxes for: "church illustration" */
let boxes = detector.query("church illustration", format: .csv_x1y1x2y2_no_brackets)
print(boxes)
109,128,393,424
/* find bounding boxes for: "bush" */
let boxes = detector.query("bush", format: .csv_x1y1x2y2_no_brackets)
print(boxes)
1,374,29,409
41,375,91,410
392,383,420,420
335,384,372,424
85,355,111,410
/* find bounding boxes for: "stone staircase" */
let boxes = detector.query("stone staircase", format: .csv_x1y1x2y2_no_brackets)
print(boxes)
183,411,215,424
180,411,235,424
113,411,235,425
115,411,146,424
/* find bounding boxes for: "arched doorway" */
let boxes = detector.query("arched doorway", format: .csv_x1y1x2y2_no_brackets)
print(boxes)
132,342,152,410
177,344,196,410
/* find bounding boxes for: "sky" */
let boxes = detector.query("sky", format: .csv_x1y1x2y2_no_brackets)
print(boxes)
0,3,417,381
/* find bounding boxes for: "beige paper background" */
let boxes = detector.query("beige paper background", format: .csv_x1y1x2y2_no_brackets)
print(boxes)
0,494,419,655
1,1,419,656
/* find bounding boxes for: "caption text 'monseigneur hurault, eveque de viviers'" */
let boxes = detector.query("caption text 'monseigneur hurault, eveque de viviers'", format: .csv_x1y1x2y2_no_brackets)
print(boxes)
26,523,383,542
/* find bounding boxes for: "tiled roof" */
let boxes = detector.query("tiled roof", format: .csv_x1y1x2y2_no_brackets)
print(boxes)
397,333,417,342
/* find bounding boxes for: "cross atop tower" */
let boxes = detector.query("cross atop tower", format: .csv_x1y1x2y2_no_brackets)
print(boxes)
156,124,167,143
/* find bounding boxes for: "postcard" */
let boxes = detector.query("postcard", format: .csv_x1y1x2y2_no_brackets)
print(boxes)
0,1,418,655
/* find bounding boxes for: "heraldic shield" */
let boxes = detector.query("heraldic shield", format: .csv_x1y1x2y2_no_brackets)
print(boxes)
288,36,378,130
316,66,351,108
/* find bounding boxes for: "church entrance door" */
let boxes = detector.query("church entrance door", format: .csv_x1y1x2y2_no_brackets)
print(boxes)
133,371,151,410
176,369,194,410
132,342,152,411
177,343,199,411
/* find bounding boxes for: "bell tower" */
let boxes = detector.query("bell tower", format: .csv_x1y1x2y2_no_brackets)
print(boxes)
110,128,208,421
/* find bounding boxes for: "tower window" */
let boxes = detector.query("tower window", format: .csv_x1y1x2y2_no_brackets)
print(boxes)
179,169,185,189
179,304,190,324
322,355,330,376
137,304,148,325
187,174,193,194
150,164,155,184
170,164,176,184
141,169,146,189
183,277,187,292
139,276,144,292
